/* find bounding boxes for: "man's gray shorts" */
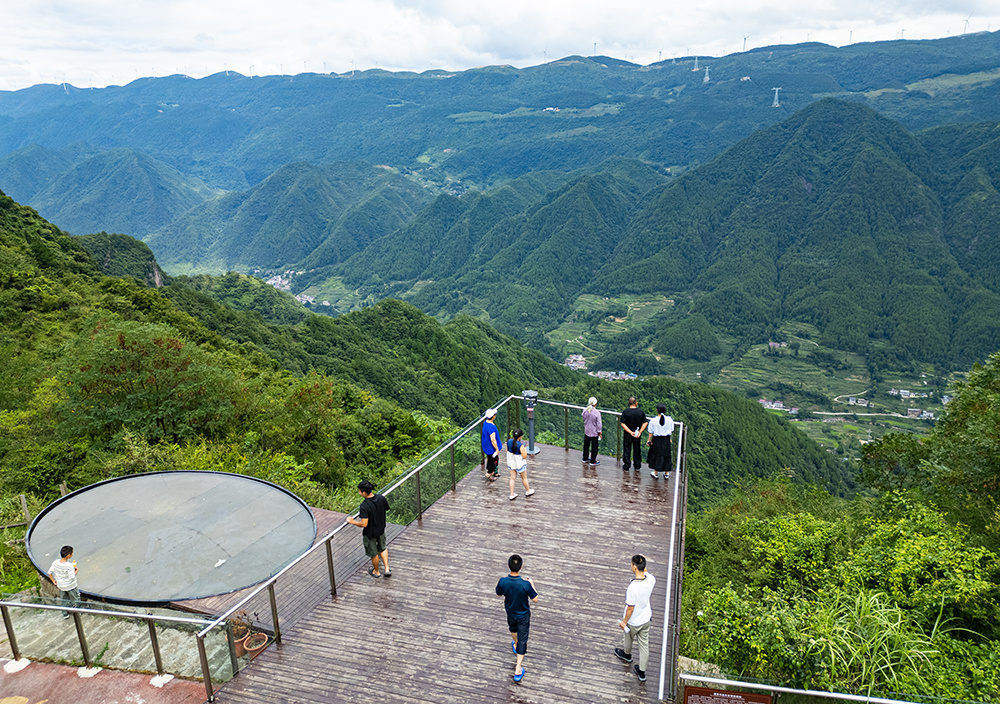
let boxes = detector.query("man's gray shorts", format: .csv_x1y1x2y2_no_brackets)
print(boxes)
363,533,387,558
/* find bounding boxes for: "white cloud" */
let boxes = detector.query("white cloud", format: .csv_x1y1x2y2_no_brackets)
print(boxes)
1,0,998,90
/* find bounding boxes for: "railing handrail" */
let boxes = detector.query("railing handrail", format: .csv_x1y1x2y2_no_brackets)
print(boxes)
679,673,927,704
534,397,623,417
0,598,213,626
197,393,522,638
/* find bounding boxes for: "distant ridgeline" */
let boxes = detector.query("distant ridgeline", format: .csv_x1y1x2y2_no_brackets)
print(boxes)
0,32,999,263
0,190,851,507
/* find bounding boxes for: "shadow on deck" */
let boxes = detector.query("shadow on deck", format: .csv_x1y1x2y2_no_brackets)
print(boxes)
216,443,680,704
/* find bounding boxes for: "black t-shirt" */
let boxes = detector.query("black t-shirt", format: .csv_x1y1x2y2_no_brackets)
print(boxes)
359,493,390,539
620,407,646,432
495,575,538,619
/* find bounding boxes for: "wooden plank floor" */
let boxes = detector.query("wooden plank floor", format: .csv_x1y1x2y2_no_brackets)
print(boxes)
216,444,678,703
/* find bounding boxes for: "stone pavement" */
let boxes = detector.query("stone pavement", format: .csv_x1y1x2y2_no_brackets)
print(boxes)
0,657,207,704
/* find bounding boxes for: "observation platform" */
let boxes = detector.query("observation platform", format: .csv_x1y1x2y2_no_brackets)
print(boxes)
216,443,682,704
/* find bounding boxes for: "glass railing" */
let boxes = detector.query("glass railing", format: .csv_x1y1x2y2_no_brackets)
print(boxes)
0,592,233,684
677,672,987,704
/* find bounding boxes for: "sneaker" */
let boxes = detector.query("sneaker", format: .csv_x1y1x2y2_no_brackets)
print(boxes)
525,489,535,497
509,494,517,500
650,470,658,479
367,565,381,578
592,460,601,465
615,647,633,663
63,613,70,620
634,665,646,681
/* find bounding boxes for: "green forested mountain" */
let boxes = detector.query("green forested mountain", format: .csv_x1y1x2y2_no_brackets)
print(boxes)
1,145,218,236
1,33,999,247
333,100,1000,371
144,161,434,273
76,231,168,287
0,188,851,500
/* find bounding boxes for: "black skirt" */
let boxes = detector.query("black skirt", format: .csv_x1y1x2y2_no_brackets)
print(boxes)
648,434,672,473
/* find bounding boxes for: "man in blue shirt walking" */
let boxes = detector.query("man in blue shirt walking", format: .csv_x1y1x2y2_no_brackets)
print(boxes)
496,554,539,682
482,408,501,481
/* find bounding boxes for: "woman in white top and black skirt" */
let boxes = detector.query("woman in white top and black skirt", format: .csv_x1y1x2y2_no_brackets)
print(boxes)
646,404,675,479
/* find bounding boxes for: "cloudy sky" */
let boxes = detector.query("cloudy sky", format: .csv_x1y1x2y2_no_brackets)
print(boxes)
2,0,997,91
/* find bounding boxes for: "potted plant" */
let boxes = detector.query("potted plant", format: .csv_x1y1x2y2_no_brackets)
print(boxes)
228,610,252,657
243,612,270,658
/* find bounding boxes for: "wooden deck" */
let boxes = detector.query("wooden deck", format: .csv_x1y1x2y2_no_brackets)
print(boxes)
215,444,679,703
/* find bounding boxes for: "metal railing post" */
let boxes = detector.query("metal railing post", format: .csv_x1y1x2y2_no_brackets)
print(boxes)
505,399,511,439
1,604,20,660
325,537,337,597
450,445,456,491
71,611,91,667
415,469,422,519
224,621,239,675
147,619,164,674
480,420,485,466
564,407,569,450
198,633,215,701
268,582,282,644
616,420,621,460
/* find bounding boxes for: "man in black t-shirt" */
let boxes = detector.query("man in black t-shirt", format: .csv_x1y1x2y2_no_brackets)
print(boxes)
619,397,648,472
346,479,392,578
496,554,539,682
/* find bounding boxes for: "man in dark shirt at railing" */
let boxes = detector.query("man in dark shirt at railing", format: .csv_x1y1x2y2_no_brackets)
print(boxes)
346,480,392,578
620,397,648,473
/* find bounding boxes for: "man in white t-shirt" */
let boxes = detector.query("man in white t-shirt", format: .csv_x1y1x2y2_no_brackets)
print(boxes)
614,554,656,681
47,545,80,619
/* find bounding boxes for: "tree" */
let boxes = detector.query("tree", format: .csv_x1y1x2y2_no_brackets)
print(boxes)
60,316,240,443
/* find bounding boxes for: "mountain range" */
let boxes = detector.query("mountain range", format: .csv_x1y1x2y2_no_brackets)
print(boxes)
327,100,1000,370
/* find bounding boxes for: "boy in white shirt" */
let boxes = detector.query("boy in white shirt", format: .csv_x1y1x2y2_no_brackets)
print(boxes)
47,545,80,619
614,554,656,681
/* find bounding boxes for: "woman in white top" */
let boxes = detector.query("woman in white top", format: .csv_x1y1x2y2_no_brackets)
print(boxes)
646,403,674,479
506,428,534,500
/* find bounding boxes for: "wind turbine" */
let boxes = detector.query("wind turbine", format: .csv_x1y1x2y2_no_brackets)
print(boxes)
964,14,972,33
742,33,751,52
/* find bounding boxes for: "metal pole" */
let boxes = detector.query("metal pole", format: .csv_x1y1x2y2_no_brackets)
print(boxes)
198,633,215,701
416,469,422,519
616,420,621,461
506,399,511,440
480,420,485,467
1,604,20,660
325,537,337,597
564,407,569,450
268,582,281,644
224,621,239,675
527,406,536,453
450,445,456,491
72,611,91,667
148,619,164,674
